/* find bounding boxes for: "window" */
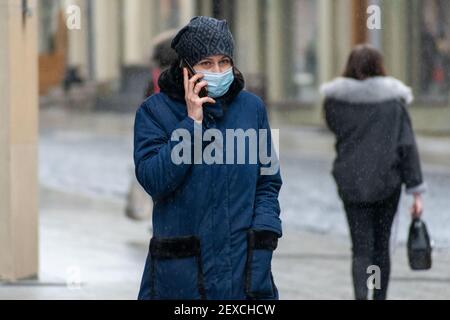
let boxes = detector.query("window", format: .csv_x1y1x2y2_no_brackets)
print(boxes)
38,0,60,54
410,0,450,103
287,0,319,103
159,0,181,30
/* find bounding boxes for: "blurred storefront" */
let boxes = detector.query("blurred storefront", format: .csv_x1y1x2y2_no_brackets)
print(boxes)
37,0,450,132
259,0,450,133
38,0,67,95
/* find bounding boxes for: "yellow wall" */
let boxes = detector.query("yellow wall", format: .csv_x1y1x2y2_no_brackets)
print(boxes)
0,0,39,281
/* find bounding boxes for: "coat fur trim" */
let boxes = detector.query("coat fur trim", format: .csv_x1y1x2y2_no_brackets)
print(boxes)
320,76,414,104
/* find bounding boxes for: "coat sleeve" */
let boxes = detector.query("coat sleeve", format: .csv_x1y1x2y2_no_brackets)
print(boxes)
251,101,283,237
398,105,427,195
133,102,197,201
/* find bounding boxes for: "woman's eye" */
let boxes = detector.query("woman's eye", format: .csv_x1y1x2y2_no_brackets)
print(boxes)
201,61,212,67
220,60,230,65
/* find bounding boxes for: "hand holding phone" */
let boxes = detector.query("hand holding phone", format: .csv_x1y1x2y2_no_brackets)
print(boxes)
182,61,216,123
182,59,208,98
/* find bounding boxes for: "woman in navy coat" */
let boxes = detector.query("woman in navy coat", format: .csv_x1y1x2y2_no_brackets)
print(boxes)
134,16,282,300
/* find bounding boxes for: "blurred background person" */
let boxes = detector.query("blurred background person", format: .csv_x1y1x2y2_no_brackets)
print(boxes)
320,45,427,300
144,29,178,98
125,30,178,222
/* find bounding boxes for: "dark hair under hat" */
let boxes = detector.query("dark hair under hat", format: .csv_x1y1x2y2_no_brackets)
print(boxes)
171,16,235,66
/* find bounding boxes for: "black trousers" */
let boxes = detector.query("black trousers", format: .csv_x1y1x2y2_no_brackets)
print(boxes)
343,189,401,300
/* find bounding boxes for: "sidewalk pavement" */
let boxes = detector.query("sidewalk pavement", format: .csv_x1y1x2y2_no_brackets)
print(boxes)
275,227,450,299
0,185,448,300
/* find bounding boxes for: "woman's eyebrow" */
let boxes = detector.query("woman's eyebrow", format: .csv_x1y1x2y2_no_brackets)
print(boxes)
199,56,228,63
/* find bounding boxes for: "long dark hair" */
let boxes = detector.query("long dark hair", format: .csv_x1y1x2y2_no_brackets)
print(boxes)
342,44,387,80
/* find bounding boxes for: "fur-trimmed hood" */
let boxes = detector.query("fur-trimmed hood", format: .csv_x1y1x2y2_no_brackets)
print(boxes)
320,76,414,104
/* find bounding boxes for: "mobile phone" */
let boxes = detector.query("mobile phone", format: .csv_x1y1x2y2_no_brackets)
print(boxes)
181,59,208,98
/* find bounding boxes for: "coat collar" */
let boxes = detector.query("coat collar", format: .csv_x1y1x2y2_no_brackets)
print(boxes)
320,76,414,104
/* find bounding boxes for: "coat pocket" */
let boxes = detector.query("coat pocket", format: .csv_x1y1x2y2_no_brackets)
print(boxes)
149,235,206,300
245,230,279,299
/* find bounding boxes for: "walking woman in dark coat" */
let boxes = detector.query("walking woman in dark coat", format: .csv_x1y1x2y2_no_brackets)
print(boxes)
320,45,427,300
134,16,282,300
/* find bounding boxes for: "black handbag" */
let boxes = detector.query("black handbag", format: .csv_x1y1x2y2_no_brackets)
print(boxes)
407,217,432,270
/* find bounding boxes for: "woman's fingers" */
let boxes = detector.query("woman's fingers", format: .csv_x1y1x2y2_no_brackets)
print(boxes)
188,73,204,93
411,198,423,218
193,80,208,94
183,70,209,122
416,197,423,214
413,209,422,219
410,194,423,218
183,68,189,95
199,96,216,105
416,201,423,216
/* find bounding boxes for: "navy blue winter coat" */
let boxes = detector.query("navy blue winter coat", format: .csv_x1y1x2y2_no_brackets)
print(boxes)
134,66,282,300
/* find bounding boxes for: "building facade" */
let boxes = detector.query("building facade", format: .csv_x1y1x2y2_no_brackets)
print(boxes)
38,0,450,131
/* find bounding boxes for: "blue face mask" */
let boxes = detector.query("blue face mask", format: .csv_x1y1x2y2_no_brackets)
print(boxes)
202,67,234,98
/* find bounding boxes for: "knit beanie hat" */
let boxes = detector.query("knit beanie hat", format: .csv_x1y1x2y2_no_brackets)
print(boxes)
171,16,235,66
